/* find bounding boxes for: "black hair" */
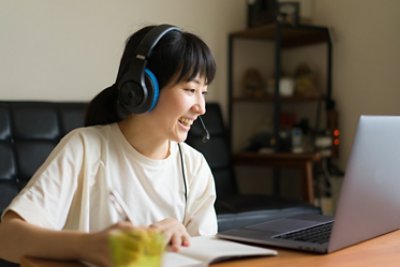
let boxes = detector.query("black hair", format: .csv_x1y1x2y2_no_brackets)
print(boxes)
84,25,216,126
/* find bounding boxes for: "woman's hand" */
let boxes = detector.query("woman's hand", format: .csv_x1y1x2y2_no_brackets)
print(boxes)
149,218,190,252
83,221,136,267
81,218,190,266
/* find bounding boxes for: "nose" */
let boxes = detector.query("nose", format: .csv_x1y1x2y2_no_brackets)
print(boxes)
193,95,206,115
192,93,206,115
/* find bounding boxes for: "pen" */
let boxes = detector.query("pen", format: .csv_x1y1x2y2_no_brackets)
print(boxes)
109,190,132,223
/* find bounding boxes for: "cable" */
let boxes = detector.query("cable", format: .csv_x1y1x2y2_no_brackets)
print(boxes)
177,143,188,203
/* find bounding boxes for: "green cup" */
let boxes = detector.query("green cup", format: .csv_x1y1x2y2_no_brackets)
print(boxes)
108,229,165,267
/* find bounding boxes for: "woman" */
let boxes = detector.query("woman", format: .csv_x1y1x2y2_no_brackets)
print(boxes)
0,24,217,267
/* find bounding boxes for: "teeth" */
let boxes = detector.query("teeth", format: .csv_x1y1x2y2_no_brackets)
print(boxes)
179,117,193,126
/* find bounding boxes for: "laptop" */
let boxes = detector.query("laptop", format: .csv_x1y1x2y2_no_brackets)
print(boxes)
218,115,400,253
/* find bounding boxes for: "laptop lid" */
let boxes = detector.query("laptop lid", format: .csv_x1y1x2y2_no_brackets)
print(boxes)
218,115,400,253
328,115,400,252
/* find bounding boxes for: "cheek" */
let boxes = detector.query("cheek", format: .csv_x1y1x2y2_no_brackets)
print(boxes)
149,101,180,128
155,101,177,117
156,93,186,114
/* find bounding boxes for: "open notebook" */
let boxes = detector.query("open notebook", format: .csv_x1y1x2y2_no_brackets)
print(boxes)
162,236,277,267
81,235,276,267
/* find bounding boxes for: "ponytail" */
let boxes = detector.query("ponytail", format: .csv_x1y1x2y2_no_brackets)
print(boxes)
84,84,123,126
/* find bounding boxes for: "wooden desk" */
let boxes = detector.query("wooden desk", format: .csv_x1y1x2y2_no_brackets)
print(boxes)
21,230,400,267
234,152,321,203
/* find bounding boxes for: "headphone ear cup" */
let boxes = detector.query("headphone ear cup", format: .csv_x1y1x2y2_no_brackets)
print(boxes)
118,78,146,114
144,68,160,112
119,81,145,112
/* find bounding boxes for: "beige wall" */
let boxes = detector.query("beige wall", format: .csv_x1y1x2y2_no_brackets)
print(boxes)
312,0,400,168
0,0,246,110
1,0,399,173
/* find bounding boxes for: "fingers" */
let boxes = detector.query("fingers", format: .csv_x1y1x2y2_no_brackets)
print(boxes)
110,219,191,252
169,231,190,252
107,222,145,244
109,221,136,232
149,218,190,251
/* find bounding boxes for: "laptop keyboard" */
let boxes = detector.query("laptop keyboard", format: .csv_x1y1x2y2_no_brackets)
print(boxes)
273,221,334,244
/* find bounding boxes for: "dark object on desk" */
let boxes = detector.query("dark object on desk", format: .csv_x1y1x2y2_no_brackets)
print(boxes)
186,103,320,232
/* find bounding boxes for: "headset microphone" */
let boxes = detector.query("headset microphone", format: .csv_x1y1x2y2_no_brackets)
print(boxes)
198,116,210,143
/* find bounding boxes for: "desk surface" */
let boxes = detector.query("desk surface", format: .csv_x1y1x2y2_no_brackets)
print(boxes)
21,230,400,267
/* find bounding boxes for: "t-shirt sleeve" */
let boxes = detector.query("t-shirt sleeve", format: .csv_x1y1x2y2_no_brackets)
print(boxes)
2,129,87,229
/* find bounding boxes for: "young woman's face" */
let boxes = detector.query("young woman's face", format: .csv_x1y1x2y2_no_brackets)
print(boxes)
148,74,208,143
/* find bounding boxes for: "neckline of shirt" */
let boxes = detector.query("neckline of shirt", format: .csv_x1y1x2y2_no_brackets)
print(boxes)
110,123,178,167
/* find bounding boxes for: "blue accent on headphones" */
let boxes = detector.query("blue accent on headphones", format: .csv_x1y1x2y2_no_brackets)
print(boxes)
145,68,159,111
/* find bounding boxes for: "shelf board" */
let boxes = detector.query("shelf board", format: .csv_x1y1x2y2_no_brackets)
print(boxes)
230,23,331,48
233,151,321,167
233,94,324,103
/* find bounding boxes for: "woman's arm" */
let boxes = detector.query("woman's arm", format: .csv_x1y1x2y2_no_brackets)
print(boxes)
0,211,134,267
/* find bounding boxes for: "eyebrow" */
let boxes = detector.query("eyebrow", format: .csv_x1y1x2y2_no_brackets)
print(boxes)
188,77,207,85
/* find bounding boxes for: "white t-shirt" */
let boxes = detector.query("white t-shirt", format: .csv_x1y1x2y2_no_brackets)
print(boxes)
3,123,218,236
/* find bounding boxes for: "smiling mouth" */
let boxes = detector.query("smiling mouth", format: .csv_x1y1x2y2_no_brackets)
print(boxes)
178,117,194,127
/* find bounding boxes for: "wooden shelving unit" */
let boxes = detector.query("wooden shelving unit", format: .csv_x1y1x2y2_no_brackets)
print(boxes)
227,22,334,202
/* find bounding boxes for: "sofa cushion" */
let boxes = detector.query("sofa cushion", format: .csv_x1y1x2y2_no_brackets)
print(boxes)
0,101,88,214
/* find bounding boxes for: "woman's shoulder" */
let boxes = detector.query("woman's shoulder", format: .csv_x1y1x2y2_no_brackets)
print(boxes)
56,123,118,151
178,142,206,161
63,123,116,140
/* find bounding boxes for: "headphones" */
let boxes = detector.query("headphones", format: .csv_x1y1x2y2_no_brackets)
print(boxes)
117,24,182,114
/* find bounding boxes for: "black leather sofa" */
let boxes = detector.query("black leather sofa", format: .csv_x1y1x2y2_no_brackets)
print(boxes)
0,101,319,266
0,101,88,267
0,101,88,214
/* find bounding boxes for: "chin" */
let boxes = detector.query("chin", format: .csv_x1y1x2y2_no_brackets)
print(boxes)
174,133,188,143
178,137,188,143
171,128,189,143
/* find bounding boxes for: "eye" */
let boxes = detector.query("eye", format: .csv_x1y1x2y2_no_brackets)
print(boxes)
184,88,196,94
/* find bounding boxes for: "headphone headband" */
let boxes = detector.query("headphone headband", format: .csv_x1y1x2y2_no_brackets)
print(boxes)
135,24,181,59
